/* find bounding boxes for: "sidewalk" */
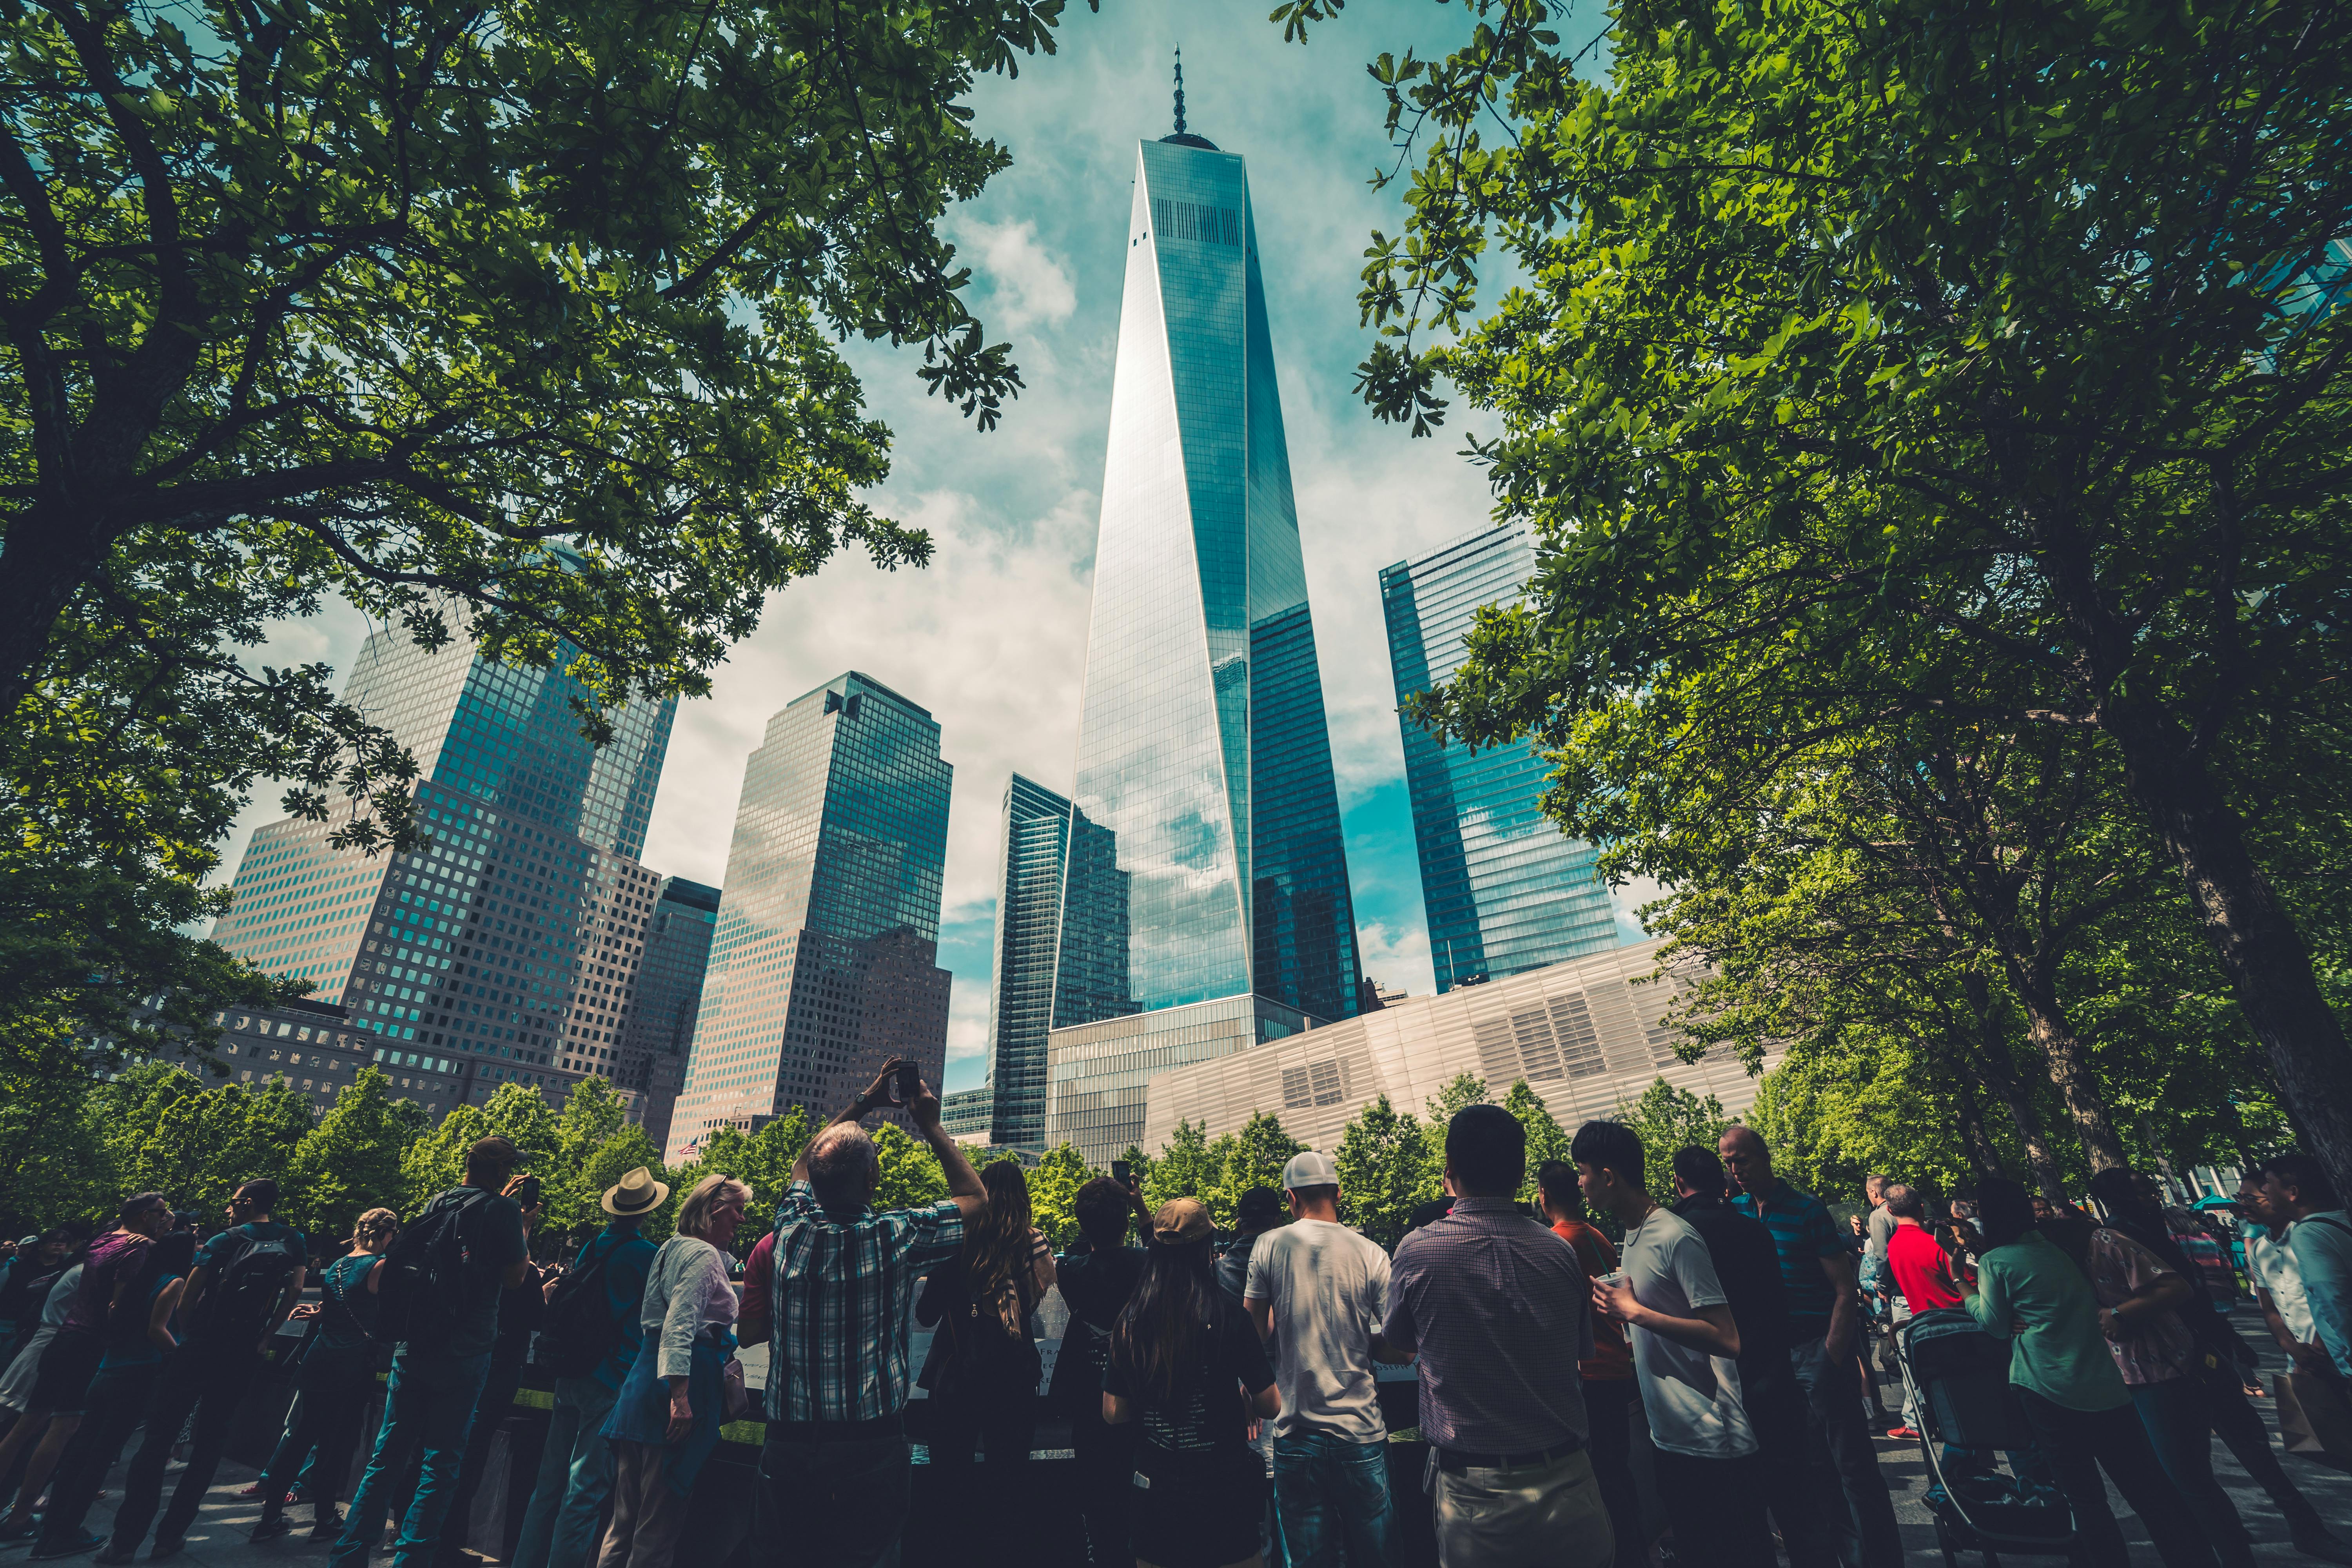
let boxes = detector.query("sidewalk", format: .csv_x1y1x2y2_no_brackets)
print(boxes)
16,1305,2348,1568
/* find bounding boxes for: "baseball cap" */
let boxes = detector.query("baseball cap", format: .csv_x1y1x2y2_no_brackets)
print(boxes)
1235,1186,1286,1225
1151,1197,1214,1245
1282,1151,1339,1190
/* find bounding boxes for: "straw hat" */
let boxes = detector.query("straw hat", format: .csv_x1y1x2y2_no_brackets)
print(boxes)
602,1167,671,1217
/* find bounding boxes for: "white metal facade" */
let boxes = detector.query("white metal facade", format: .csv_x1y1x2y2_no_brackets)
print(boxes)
1140,938,1776,1152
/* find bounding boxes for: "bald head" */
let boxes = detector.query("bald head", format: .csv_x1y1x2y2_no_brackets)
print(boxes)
807,1123,878,1213
1717,1125,1771,1195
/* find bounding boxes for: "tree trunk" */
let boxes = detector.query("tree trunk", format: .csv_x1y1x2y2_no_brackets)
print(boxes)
0,501,111,718
2102,697,2352,1206
1963,976,2068,1198
1999,960,2127,1173
1953,1072,2007,1183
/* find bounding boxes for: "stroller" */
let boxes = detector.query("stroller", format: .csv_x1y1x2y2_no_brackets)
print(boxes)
1896,1308,2081,1568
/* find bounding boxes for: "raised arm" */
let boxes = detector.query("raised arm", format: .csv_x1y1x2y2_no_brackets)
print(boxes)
1595,1277,1742,1359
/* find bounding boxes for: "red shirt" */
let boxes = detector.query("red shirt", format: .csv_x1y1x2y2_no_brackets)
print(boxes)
1552,1219,1635,1380
1887,1221,1964,1311
740,1229,777,1329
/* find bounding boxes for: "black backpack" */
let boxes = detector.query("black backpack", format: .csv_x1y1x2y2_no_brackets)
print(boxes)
535,1238,633,1377
188,1227,302,1348
376,1189,489,1346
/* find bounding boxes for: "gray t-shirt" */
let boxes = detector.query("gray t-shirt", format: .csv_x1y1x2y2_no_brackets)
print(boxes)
1866,1203,1898,1261
1243,1218,1392,1443
1621,1206,1757,1459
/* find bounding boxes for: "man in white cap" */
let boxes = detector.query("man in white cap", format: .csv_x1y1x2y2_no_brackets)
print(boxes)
1243,1149,1401,1568
509,1166,666,1568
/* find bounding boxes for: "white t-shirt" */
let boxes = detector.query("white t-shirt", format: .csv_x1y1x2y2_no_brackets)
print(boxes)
1243,1218,1392,1443
1620,1206,1758,1459
2247,1229,2313,1343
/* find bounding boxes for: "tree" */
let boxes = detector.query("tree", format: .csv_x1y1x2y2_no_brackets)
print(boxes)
1615,1080,1731,1207
1208,1112,1305,1228
1291,0,2352,1196
400,1103,495,1211
1029,1144,1097,1252
1142,1120,1220,1214
285,1068,417,1238
1501,1080,1574,1206
872,1125,949,1212
2,0,1098,1061
1418,1071,1490,1192
1334,1095,1430,1251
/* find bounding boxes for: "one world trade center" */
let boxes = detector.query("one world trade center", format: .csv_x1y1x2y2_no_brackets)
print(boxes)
1045,97,1363,1164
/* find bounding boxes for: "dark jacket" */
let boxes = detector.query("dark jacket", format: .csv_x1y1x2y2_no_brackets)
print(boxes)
1670,1192,1795,1385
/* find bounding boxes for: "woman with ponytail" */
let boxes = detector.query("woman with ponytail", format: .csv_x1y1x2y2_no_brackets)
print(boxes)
1103,1198,1279,1568
916,1161,1056,1520
250,1208,397,1543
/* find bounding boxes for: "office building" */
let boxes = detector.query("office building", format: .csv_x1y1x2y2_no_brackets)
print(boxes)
941,1086,994,1141
1044,121,1363,1166
667,673,953,1161
611,876,721,1149
1380,526,1618,992
1142,938,1768,1154
210,614,679,1111
980,775,1072,1149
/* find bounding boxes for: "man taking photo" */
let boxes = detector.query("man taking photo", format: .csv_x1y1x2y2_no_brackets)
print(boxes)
742,1057,984,1568
1243,1150,1399,1568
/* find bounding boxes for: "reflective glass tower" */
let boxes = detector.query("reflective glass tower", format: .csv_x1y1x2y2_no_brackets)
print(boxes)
668,673,952,1161
1380,526,1618,991
212,622,679,1114
617,875,721,1149
1045,119,1362,1165
980,775,1072,1149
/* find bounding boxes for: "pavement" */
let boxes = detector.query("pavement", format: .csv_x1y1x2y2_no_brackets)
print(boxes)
9,1306,2348,1568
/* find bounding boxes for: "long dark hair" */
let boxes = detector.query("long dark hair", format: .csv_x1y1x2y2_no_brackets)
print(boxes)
1109,1237,1218,1405
964,1162,1035,1302
1976,1178,2036,1251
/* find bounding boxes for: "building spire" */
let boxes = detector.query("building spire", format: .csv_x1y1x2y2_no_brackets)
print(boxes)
1172,47,1187,138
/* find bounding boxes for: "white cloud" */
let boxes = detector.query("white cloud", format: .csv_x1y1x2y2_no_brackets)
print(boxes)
957,217,1078,334
1355,918,1436,1000
946,977,993,1065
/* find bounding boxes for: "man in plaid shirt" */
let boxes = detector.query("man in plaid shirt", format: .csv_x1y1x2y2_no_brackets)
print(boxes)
737,1058,984,1567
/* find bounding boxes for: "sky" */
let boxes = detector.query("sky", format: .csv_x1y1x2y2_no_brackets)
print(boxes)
209,0,1639,1093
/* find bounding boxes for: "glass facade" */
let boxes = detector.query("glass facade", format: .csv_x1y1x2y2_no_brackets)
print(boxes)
1380,526,1618,991
1045,133,1362,1160
980,775,1072,1150
212,622,680,1114
615,876,720,1150
668,673,953,1161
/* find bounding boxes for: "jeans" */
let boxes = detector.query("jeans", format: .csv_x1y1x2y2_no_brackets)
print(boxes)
330,1346,492,1568
437,1356,524,1555
1789,1334,1904,1568
757,1426,912,1568
511,1376,622,1568
1651,1448,1773,1568
109,1347,258,1551
1581,1377,1646,1568
2016,1387,2217,1568
1748,1353,1842,1568
1270,1430,1399,1568
2131,1379,2254,1568
34,1361,160,1549
258,1368,373,1523
2198,1363,2329,1531
1890,1296,1921,1431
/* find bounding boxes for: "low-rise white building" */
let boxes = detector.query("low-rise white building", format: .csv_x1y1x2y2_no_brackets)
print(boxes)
1140,938,1775,1153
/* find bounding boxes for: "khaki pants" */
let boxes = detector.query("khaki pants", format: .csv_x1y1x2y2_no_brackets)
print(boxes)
1432,1446,1613,1568
595,1440,690,1568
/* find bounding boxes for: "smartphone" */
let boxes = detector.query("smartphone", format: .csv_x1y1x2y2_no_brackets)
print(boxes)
892,1060,921,1105
1112,1160,1132,1185
512,1174,543,1208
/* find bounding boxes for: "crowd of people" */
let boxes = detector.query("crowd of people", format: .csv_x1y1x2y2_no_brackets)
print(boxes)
0,1057,2349,1568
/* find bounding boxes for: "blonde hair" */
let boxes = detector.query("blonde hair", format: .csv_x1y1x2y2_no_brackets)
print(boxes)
350,1207,399,1249
675,1174,751,1241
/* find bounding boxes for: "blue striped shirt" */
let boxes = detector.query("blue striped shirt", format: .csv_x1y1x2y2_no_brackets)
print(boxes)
766,1180,963,1423
1733,1179,1842,1331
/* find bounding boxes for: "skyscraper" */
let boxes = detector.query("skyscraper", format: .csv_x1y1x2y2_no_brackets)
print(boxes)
978,774,1072,1149
1044,117,1363,1165
615,875,721,1149
211,621,681,1111
1380,526,1618,991
666,673,953,1161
